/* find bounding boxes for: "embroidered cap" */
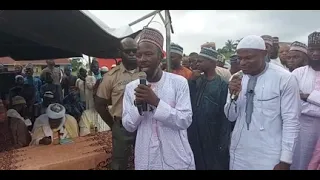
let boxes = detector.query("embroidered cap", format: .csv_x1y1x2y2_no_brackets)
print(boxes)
199,47,219,61
290,41,308,54
261,35,273,46
138,27,164,51
170,43,183,56
308,31,320,48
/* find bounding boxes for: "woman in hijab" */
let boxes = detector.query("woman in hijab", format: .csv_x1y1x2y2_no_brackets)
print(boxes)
30,103,79,146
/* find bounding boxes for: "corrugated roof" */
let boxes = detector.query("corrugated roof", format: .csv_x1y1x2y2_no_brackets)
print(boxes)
0,57,71,65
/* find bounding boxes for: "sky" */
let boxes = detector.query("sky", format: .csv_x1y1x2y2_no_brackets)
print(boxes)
89,10,320,55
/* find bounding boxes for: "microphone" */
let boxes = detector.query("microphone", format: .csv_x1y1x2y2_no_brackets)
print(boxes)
230,71,244,101
136,72,147,115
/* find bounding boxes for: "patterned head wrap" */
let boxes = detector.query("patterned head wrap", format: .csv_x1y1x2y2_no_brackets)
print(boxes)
170,43,183,56
46,103,65,119
138,27,164,51
12,96,26,106
199,47,219,61
261,35,273,46
308,32,320,48
290,41,308,54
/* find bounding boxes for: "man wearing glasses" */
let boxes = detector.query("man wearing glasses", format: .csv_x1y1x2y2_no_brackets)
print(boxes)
95,37,140,170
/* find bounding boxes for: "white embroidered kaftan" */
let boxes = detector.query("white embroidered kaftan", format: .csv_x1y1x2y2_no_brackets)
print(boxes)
291,66,320,170
224,63,301,170
122,72,195,170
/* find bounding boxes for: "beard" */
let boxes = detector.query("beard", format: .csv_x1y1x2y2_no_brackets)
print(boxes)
308,59,320,69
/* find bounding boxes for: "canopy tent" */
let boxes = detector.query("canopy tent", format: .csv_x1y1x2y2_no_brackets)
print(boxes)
0,10,141,60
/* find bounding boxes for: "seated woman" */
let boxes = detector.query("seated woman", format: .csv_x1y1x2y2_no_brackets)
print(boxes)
0,98,30,152
30,103,79,146
79,96,110,136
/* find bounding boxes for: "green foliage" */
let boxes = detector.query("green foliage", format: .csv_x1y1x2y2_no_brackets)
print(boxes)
70,57,83,72
217,39,241,62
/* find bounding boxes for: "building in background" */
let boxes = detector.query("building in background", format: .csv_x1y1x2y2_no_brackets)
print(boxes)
1,57,71,76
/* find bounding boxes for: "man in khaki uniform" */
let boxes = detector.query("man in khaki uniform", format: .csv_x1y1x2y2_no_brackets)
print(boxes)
95,37,140,170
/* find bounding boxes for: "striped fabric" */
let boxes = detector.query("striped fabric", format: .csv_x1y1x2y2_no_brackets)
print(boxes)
170,43,183,56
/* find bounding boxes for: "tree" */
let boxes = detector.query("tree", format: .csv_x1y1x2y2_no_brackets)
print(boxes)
217,39,238,61
70,57,83,72
224,39,236,53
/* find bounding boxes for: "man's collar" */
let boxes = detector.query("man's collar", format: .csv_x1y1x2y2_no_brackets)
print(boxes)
120,63,139,73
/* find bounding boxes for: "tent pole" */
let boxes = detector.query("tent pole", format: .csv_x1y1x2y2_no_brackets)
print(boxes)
165,10,172,72
129,10,162,27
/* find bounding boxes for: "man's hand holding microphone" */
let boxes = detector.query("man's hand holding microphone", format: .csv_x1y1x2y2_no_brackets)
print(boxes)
134,72,160,115
229,71,243,101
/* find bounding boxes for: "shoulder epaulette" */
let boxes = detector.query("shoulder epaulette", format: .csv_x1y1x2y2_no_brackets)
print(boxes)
107,66,120,76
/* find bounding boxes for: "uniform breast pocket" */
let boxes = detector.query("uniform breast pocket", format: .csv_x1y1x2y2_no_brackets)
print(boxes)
113,83,126,96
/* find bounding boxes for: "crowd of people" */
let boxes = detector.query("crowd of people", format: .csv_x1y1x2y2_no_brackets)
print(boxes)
0,27,320,170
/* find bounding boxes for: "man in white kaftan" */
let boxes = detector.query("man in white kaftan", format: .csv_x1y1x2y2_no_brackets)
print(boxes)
225,35,300,170
122,27,195,170
291,32,320,170
30,103,79,145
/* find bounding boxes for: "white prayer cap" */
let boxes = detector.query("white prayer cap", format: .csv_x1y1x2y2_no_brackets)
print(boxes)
236,35,266,51
100,66,109,72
